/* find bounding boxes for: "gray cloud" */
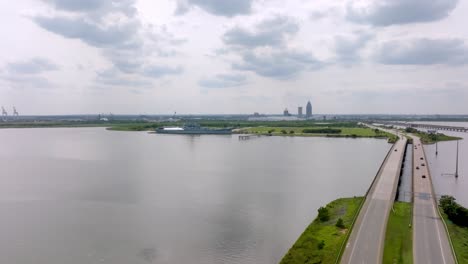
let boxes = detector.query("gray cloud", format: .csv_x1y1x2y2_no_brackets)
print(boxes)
175,0,253,17
42,0,137,17
346,0,459,26
95,68,151,87
142,65,183,78
34,0,186,87
33,16,141,49
0,73,54,89
6,57,59,75
375,38,468,65
198,73,247,88
233,50,324,79
334,31,374,64
223,16,298,48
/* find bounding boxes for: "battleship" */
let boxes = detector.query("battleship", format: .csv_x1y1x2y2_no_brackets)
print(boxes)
156,123,232,135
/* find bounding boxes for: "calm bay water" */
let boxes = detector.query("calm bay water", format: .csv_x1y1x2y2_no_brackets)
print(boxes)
414,122,468,207
0,128,390,264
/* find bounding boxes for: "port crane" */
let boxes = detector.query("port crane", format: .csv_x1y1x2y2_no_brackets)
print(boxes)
1,106,7,121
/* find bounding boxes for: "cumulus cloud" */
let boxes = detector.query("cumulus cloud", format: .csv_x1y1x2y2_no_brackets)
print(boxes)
95,68,151,87
346,0,459,26
0,74,53,89
198,73,247,88
33,0,185,88
233,50,324,79
217,15,324,79
223,16,299,48
175,0,253,17
142,65,183,78
6,57,59,74
334,31,374,64
33,16,141,49
375,38,468,65
41,0,137,17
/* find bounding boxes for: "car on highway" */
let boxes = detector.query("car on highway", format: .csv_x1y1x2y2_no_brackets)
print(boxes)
422,175,426,178
416,166,420,170
421,163,425,166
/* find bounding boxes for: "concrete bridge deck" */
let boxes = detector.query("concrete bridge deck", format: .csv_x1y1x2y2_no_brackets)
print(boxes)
381,122,468,132
341,136,407,264
411,136,455,264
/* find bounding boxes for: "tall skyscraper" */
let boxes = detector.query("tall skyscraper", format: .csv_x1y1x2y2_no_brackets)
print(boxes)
306,101,312,117
298,106,303,117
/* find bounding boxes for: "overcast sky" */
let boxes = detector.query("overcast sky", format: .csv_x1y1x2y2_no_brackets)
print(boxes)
1,0,468,115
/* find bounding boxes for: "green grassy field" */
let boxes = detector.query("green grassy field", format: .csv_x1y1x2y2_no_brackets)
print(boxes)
415,132,461,144
280,197,364,264
383,202,413,264
241,126,397,141
441,212,468,263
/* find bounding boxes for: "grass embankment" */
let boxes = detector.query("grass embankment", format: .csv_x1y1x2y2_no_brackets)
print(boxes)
403,128,461,144
383,202,413,264
441,212,468,263
439,196,468,263
241,126,397,142
415,132,461,144
280,197,363,264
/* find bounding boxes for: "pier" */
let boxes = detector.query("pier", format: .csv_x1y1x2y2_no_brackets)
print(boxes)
238,134,263,140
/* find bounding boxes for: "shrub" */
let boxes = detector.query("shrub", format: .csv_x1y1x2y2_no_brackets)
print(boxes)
317,240,325,250
281,129,287,134
405,127,418,133
302,128,342,134
336,218,345,229
289,130,295,134
440,195,468,227
318,206,330,222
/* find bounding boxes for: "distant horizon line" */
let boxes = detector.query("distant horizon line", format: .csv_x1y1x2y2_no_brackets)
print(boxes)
5,113,468,117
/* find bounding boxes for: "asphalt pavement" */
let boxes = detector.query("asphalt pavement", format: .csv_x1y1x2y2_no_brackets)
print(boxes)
341,137,407,264
411,136,455,264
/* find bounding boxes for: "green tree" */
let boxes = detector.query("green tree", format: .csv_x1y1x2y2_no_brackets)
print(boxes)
289,130,295,134
281,129,287,134
318,206,330,222
336,218,345,229
317,240,325,250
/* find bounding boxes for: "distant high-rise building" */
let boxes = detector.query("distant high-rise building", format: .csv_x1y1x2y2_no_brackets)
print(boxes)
298,106,303,117
283,108,290,116
306,101,312,117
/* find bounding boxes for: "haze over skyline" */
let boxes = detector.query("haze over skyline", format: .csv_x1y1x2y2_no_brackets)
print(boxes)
1,0,468,115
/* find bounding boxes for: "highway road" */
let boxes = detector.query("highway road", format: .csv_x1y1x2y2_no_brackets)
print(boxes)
341,136,407,264
411,136,455,264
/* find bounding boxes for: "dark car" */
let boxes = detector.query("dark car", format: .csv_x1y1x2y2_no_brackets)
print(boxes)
422,175,426,178
416,166,420,170
421,163,425,166
420,157,424,160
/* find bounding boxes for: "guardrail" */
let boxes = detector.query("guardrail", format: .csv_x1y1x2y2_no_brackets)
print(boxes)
334,138,398,264
421,141,459,264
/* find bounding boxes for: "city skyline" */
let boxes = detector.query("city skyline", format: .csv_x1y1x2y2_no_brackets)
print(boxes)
1,0,468,115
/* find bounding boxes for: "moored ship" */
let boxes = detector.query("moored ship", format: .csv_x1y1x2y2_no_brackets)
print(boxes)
156,123,232,135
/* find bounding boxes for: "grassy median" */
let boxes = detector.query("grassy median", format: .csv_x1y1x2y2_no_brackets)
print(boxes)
441,212,468,263
280,197,363,264
383,202,413,264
